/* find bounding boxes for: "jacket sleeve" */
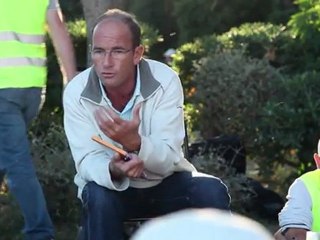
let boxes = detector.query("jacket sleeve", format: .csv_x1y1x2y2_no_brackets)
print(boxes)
139,72,187,176
278,179,312,230
63,77,129,191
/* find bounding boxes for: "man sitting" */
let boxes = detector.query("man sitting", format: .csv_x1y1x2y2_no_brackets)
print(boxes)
63,9,231,240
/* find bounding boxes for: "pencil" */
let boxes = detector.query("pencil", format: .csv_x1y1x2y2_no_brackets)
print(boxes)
91,135,129,158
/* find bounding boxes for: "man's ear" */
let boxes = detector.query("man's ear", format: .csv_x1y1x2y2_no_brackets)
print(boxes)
313,153,320,169
133,45,144,65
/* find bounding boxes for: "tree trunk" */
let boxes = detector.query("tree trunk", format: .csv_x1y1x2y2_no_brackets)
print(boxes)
80,0,128,66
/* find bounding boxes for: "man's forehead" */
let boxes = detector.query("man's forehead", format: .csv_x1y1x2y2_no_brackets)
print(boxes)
95,18,127,31
94,20,130,37
93,20,131,45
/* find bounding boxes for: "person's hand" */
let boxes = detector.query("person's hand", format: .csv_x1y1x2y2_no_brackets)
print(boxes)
274,229,287,240
109,153,145,180
274,228,307,240
95,104,141,151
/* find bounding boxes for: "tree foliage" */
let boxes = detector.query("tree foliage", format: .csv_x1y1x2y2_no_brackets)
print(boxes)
286,0,320,72
256,71,320,174
173,0,290,44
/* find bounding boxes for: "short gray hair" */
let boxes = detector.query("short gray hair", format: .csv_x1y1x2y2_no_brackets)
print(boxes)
92,8,141,48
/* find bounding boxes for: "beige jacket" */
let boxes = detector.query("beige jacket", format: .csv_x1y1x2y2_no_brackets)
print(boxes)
63,59,196,198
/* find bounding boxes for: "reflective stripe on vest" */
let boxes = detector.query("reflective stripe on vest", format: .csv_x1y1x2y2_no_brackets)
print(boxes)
0,57,46,67
300,169,320,231
0,31,44,44
0,0,49,88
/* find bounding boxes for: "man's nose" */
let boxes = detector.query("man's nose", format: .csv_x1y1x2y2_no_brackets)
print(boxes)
102,51,113,66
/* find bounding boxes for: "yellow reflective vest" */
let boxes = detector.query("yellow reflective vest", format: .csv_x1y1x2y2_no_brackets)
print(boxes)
0,0,49,88
300,169,320,231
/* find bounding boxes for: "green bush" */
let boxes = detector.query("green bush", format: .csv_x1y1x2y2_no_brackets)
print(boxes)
255,71,320,177
0,192,23,239
172,20,320,94
288,0,320,46
283,0,320,73
216,22,315,75
172,35,223,100
170,19,320,192
172,22,291,100
190,49,282,149
218,22,288,61
29,111,79,224
140,22,163,57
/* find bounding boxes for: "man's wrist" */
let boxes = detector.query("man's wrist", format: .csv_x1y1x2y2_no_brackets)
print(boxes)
125,143,140,153
109,162,124,181
127,135,141,152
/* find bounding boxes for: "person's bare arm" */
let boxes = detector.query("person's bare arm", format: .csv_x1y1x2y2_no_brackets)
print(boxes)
46,8,77,84
274,228,307,240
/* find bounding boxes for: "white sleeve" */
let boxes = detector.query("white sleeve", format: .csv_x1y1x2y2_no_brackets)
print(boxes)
278,178,312,230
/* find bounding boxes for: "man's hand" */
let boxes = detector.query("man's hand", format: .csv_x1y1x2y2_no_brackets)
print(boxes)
274,228,307,240
109,153,145,180
95,104,141,151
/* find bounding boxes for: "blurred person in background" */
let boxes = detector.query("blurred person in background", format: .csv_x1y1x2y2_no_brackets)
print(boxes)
163,48,176,65
132,208,274,240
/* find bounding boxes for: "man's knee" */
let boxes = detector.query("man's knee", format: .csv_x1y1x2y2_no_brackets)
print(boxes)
191,175,230,210
82,182,120,211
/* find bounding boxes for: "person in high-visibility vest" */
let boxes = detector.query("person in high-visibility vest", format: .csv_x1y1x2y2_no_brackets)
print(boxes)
274,140,320,240
0,0,76,239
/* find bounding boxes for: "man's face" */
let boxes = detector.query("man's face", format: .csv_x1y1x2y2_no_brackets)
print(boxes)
91,19,143,90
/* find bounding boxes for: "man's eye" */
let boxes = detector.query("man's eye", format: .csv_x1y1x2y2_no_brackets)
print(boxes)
93,49,104,54
112,50,124,54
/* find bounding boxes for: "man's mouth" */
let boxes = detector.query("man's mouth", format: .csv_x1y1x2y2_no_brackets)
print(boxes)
101,72,115,78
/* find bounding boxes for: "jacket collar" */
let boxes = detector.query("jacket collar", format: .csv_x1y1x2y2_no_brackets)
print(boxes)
80,58,160,104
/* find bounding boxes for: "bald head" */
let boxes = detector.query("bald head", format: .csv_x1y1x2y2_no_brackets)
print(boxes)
92,8,141,48
132,209,274,240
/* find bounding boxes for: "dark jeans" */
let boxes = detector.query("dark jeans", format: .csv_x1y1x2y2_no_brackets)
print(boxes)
80,171,230,240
